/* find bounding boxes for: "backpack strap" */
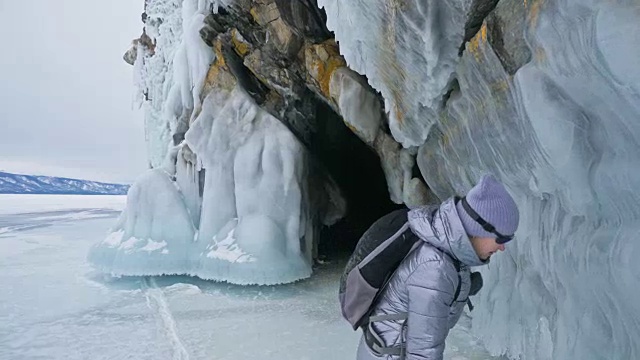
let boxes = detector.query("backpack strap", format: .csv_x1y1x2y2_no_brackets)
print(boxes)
363,321,404,356
449,258,462,306
369,313,408,322
360,229,421,326
436,202,464,306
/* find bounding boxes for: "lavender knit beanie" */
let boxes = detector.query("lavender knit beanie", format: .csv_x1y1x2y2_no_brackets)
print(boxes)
455,174,520,238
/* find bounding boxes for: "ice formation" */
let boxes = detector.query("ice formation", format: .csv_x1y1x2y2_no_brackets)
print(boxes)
133,0,185,168
90,86,319,285
185,86,315,284
89,168,196,275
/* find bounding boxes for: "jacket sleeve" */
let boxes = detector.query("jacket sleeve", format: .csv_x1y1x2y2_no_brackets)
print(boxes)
405,260,455,360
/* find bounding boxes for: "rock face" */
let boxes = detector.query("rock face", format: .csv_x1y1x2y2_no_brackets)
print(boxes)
415,1,640,358
105,0,640,358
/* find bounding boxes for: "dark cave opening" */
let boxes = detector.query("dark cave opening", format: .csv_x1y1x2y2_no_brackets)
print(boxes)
311,100,403,259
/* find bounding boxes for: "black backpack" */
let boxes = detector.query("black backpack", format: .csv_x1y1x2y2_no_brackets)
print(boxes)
339,207,481,331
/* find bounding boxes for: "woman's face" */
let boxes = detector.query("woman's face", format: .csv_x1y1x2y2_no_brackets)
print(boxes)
469,236,506,261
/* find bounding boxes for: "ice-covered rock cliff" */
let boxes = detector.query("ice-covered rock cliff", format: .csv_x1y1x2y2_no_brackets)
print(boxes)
91,1,640,358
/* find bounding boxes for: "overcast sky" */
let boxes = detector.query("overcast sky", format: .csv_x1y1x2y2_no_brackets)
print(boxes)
0,1,148,184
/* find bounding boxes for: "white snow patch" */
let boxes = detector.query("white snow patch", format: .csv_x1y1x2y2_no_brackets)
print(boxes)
206,228,256,263
140,239,168,252
119,237,143,251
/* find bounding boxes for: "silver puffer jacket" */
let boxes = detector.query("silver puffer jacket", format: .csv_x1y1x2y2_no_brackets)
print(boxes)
356,198,487,360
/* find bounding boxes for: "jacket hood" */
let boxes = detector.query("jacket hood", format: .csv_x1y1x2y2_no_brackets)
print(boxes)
407,197,487,267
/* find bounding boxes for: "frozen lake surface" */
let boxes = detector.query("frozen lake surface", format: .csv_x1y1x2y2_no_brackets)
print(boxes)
0,195,502,359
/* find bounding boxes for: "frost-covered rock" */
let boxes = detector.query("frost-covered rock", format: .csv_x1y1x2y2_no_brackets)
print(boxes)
317,0,474,147
328,67,431,207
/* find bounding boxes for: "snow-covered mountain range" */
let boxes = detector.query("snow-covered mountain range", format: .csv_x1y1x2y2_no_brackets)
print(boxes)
0,171,129,195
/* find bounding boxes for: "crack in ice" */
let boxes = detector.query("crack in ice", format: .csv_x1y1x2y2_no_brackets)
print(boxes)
143,277,190,360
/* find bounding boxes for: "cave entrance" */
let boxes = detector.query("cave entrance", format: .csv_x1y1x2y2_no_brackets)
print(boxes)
311,100,403,259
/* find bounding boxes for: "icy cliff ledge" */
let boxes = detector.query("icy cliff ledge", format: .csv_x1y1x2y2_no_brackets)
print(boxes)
133,0,185,168
317,0,473,148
